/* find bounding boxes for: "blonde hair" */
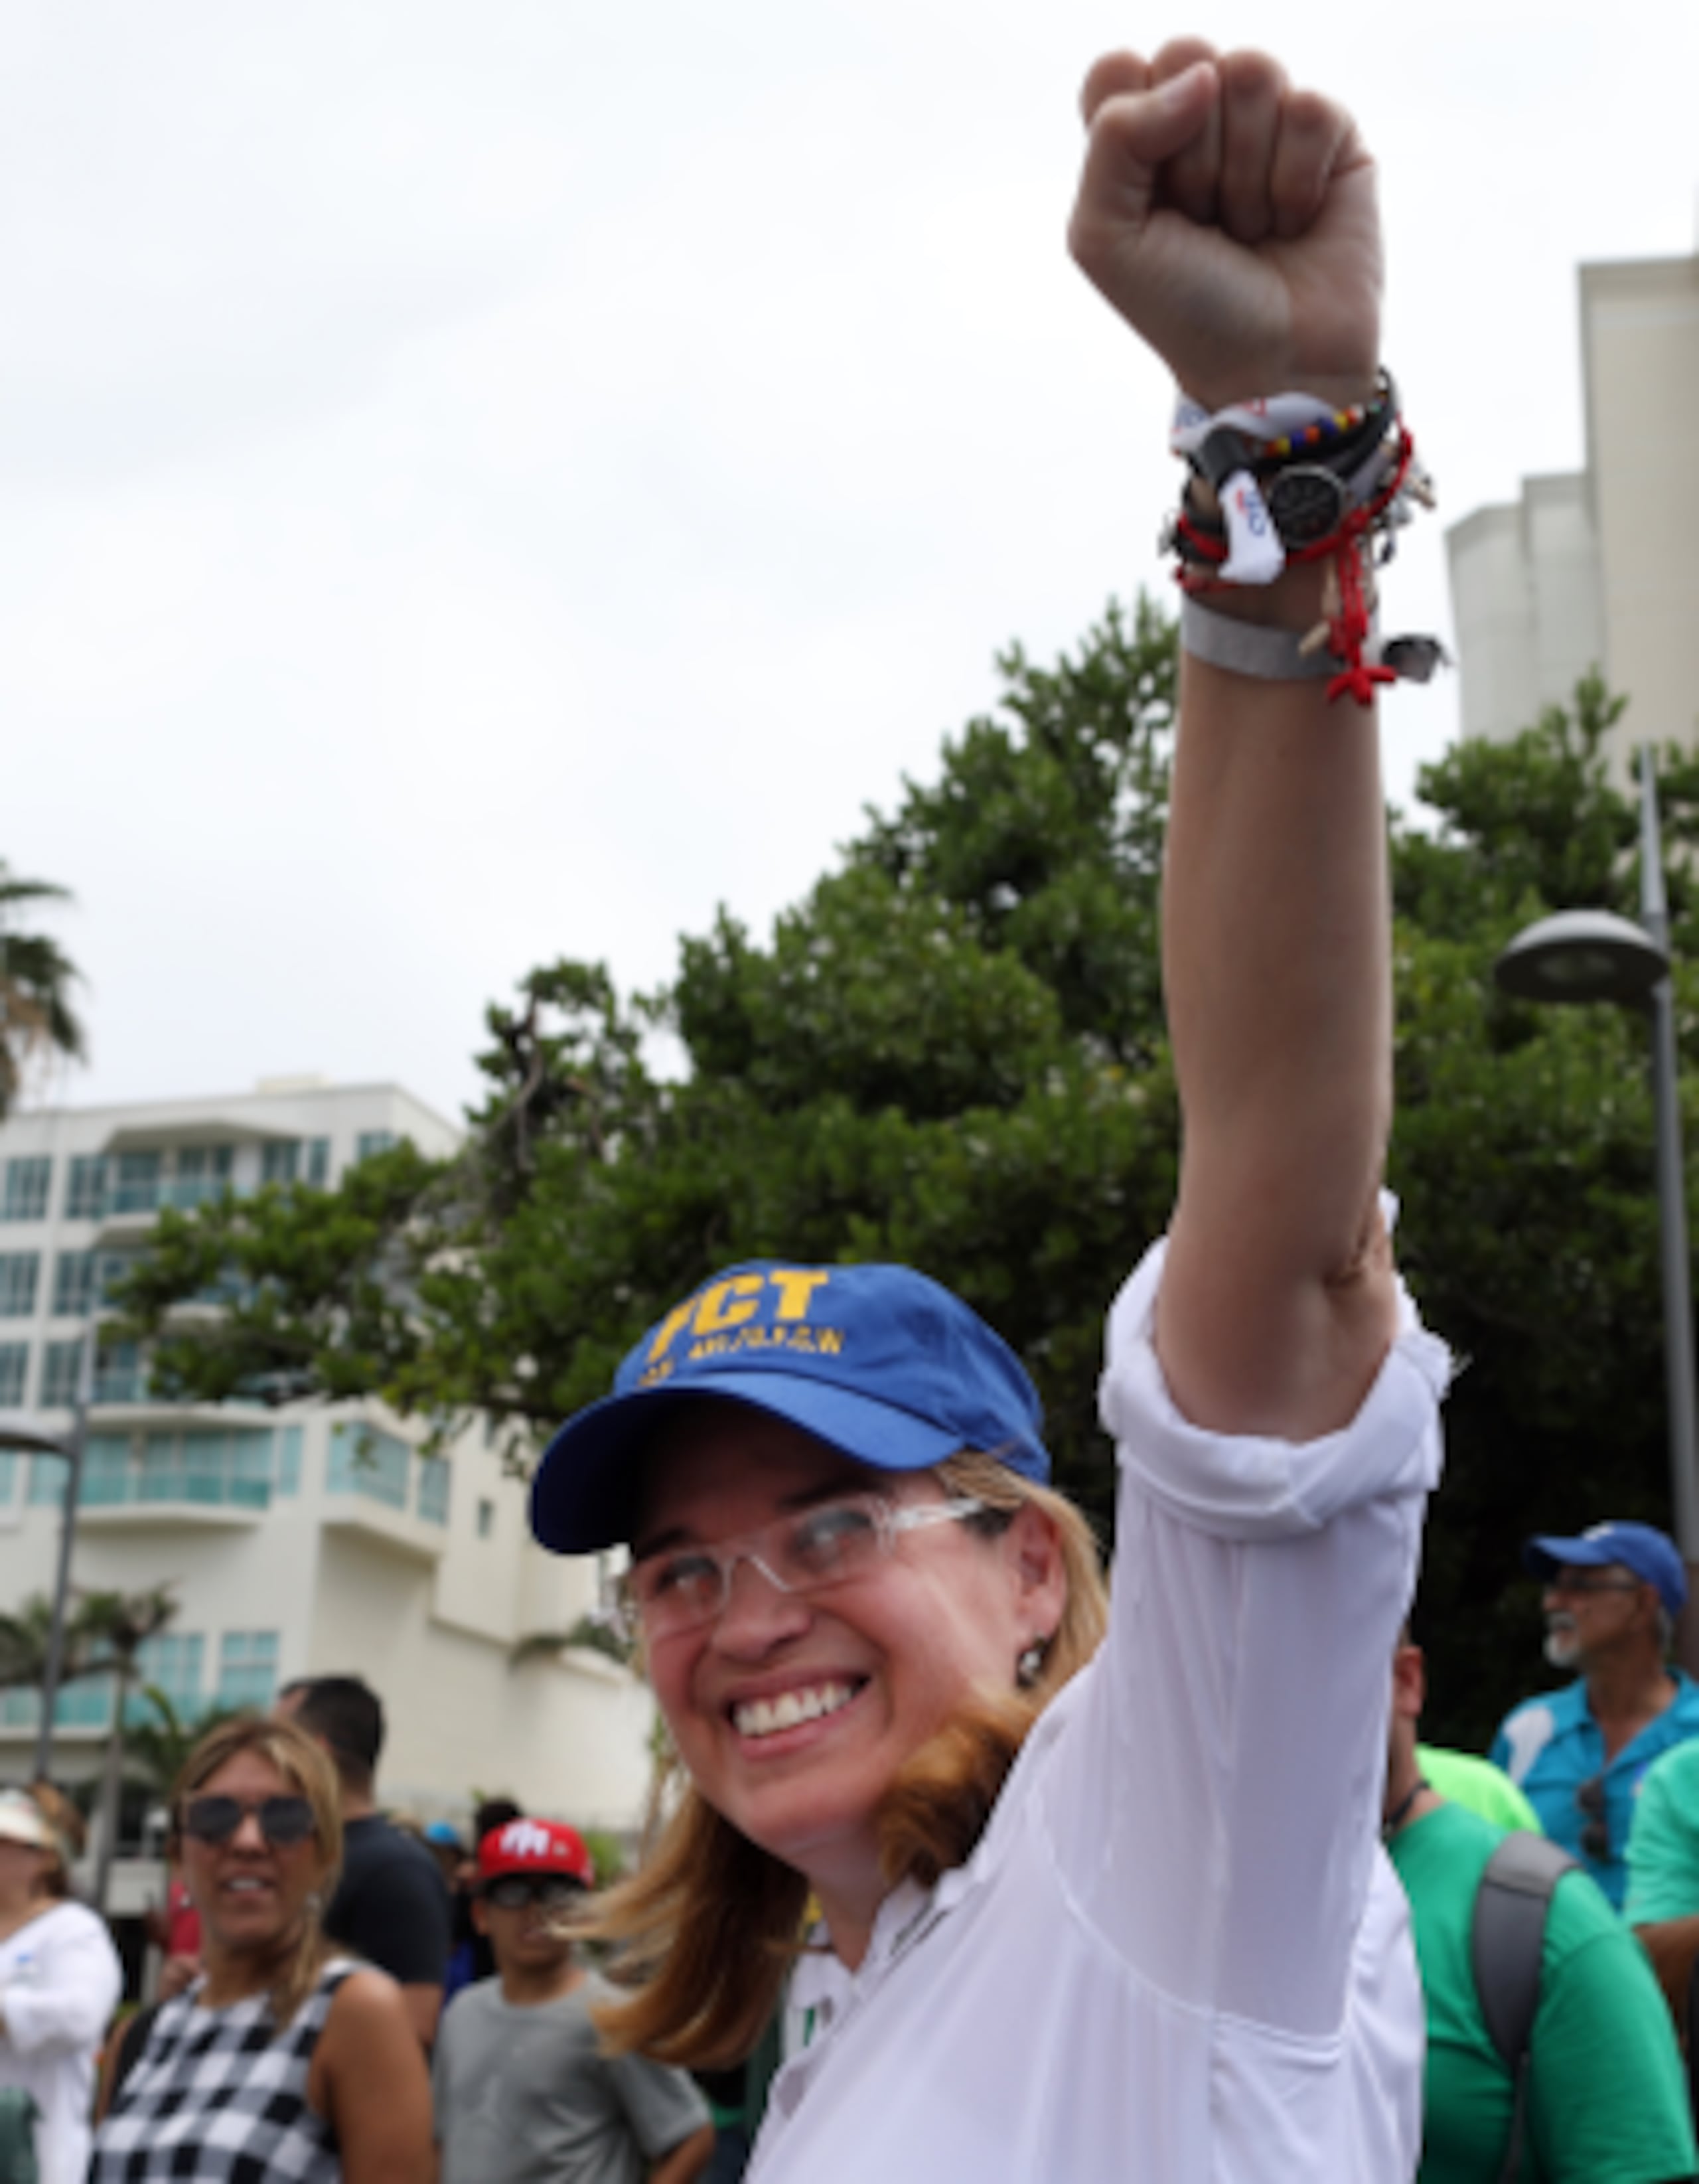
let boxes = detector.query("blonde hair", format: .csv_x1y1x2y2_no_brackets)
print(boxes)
23,1780,85,1899
586,1452,1108,2068
172,1714,344,2030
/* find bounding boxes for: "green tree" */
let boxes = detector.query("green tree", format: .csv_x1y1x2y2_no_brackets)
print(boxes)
114,611,1699,1749
0,866,86,1116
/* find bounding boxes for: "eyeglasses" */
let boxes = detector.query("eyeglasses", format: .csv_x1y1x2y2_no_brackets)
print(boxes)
181,1794,317,1848
619,1492,991,1642
1576,1774,1610,1862
482,1873,585,1911
1546,1573,1641,1598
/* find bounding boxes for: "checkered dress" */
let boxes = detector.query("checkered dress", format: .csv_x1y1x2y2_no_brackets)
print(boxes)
90,1960,355,2182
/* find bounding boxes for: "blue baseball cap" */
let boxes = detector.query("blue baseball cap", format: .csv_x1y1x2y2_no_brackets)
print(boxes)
1522,1520,1688,1617
529,1259,1051,1553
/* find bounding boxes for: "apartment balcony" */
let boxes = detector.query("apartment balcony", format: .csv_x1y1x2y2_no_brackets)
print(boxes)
76,1463,270,1530
321,1424,449,1564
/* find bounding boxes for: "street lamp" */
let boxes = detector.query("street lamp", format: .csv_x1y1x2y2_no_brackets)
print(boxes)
0,1328,92,1777
1493,743,1699,1624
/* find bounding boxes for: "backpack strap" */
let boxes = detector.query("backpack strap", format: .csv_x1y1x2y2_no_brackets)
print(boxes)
1471,1831,1576,2184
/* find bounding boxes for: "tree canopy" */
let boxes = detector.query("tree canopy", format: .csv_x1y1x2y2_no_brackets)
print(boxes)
117,601,1699,1748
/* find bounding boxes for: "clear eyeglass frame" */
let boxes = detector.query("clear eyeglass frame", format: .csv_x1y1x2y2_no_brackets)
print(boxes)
612,1490,991,1644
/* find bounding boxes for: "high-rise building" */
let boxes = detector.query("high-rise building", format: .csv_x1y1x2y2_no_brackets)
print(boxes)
0,1077,653,1855
1446,244,1699,770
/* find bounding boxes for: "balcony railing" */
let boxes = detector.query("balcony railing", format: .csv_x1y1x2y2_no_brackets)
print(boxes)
81,1466,270,1512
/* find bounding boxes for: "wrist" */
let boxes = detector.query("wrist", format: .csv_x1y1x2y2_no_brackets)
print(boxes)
1179,368,1379,416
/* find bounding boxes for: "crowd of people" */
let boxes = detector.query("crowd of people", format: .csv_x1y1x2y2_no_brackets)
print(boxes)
5,31,1699,2184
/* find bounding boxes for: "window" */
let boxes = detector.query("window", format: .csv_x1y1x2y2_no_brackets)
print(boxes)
0,1679,113,1731
417,1456,450,1526
0,1344,26,1406
28,1456,66,1506
355,1131,396,1164
65,1155,107,1221
276,1426,303,1496
52,1251,94,1318
218,1632,279,1710
0,1254,40,1318
130,1633,204,1723
76,1427,278,1510
40,1338,84,1408
96,1251,139,1308
169,1146,234,1209
111,1151,160,1215
260,1139,300,1186
0,1453,14,1503
93,1341,143,1404
476,1496,494,1540
81,1433,133,1506
305,1138,331,1186
328,1423,410,1510
2,1158,50,1223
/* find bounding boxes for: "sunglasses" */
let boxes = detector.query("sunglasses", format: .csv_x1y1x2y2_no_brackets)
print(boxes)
181,1794,317,1849
481,1873,585,1911
1575,1774,1610,1863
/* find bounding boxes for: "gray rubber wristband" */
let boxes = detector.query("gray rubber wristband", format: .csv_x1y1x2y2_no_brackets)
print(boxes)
1180,592,1347,682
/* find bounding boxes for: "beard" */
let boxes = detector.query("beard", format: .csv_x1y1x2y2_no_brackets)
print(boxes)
1544,1620,1582,1670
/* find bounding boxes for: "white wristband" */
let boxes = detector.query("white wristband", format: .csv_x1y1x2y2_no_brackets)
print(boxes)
1180,593,1343,681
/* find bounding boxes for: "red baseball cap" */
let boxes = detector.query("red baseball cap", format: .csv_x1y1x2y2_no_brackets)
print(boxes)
477,1816,594,1889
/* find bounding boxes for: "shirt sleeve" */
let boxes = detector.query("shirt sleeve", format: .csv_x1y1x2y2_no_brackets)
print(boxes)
1530,1877,1699,2183
1625,1745,1699,1926
1,1906,122,2055
1037,1223,1447,2040
606,2049,711,2161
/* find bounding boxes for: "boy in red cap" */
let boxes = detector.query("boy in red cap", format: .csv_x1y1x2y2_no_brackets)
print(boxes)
433,1818,713,2184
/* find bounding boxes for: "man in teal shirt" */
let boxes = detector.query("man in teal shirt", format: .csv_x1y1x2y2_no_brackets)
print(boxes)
1627,1737,1699,2043
1489,1521,1699,1909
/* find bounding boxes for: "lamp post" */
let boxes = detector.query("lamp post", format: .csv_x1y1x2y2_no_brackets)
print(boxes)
0,1326,91,1777
1493,742,1699,1642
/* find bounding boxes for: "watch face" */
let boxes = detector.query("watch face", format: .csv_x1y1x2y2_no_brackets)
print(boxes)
1266,465,1347,546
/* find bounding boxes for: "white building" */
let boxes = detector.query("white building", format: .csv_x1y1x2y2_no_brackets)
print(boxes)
1446,243,1699,771
0,1077,654,1851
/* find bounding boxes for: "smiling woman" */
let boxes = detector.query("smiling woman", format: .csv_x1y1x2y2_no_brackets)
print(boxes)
524,37,1450,2184
89,1715,433,2184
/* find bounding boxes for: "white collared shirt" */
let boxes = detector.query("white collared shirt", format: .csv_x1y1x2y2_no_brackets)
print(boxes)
747,1231,1447,2183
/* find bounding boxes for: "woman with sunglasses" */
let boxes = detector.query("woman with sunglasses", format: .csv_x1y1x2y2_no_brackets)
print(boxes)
528,40,1448,2184
90,1713,433,2183
0,1780,121,2184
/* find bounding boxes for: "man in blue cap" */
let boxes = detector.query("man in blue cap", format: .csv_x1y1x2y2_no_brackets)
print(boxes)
1489,1520,1699,1908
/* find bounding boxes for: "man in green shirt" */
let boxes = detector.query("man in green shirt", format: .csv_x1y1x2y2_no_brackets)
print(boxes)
1386,1634,1695,2183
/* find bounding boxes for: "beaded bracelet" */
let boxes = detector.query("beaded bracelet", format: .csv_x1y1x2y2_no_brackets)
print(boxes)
1165,372,1442,707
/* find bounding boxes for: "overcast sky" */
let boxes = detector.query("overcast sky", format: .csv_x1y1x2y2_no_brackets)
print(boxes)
6,0,1696,1128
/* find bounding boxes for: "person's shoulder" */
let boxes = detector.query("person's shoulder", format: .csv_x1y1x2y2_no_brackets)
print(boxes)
324,1960,411,2036
1662,1674,1699,1732
1418,1743,1542,1831
1639,1731,1699,1799
1390,1795,1502,1885
35,1896,117,1948
1508,1679,1588,1727
351,1817,447,1893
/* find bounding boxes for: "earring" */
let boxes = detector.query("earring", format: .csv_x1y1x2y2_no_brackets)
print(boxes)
1017,1637,1049,1689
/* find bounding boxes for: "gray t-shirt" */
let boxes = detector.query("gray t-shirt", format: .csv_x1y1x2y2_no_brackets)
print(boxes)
433,1972,709,2184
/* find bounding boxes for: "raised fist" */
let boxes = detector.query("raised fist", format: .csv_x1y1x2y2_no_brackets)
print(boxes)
1068,43,1380,413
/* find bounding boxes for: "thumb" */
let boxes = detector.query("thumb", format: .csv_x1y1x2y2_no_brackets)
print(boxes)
1074,60,1219,240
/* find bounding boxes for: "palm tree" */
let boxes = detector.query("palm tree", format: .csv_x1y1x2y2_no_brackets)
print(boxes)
75,1585,179,1910
0,866,87,1117
125,1686,241,1798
